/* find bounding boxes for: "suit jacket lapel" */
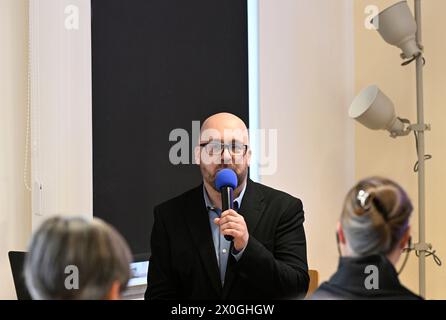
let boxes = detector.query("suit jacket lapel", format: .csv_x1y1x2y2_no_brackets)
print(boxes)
238,179,265,234
184,185,222,296
222,179,265,298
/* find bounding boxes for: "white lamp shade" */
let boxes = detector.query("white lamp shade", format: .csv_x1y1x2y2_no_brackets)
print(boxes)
349,85,404,134
371,1,421,59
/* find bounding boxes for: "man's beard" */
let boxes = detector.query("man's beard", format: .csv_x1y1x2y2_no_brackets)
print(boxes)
203,164,248,192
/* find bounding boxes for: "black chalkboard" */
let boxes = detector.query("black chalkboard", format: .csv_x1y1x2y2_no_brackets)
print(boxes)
91,0,249,259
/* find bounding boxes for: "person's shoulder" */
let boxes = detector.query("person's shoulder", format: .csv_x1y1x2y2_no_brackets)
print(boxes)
311,281,424,300
154,185,202,216
249,180,302,208
397,285,424,300
309,282,345,300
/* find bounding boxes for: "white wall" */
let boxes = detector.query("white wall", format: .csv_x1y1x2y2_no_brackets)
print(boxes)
0,0,92,299
30,0,93,229
258,0,355,283
0,0,31,299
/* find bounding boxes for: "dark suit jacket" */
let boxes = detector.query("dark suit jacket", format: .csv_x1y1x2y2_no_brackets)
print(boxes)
145,179,309,300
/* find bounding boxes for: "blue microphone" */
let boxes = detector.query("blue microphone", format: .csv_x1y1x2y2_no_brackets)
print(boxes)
215,168,238,241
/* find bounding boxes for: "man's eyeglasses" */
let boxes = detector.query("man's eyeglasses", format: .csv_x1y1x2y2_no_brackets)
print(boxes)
200,141,248,157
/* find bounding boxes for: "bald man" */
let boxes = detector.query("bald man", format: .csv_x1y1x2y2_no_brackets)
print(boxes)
145,113,309,300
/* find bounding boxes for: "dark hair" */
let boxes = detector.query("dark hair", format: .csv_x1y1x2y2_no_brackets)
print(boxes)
341,177,412,256
24,216,132,299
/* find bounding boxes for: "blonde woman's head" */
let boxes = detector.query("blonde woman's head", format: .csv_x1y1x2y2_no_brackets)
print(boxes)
338,177,412,263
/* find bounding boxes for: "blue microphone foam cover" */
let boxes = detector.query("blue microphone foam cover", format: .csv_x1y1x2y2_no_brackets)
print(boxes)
215,168,238,190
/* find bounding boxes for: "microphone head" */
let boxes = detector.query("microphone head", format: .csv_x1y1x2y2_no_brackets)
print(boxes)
215,168,238,190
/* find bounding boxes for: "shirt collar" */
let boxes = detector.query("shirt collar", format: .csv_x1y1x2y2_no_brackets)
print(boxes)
203,181,247,211
329,254,402,291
